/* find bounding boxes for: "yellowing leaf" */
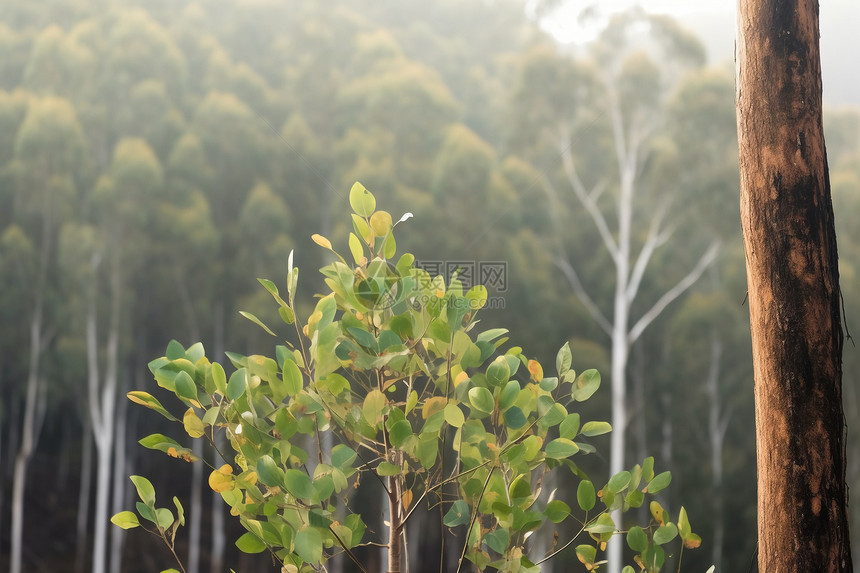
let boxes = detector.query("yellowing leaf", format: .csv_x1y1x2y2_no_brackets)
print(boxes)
311,234,332,250
454,371,469,387
684,534,702,549
370,210,393,236
650,500,665,525
209,467,234,493
401,488,413,510
422,395,447,419
183,408,205,438
528,360,544,382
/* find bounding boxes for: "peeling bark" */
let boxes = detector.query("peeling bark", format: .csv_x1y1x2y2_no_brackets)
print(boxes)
736,1,852,570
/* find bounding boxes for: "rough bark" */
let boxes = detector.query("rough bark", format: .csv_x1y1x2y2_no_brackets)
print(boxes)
736,1,852,570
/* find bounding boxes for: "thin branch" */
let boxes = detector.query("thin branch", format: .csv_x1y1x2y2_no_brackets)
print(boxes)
553,256,612,336
625,201,671,304
628,241,720,344
328,525,370,573
539,172,612,334
558,140,620,261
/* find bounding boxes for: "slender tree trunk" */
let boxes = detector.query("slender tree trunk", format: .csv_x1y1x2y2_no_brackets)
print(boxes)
89,253,120,573
188,439,203,573
10,307,44,573
387,475,403,573
210,301,227,573
109,369,130,573
76,418,95,573
705,334,726,573
737,1,852,570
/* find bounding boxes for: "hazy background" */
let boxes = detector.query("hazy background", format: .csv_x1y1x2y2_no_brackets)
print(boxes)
0,1,858,573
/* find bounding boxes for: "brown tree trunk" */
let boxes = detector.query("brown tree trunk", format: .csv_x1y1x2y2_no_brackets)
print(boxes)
736,1,852,571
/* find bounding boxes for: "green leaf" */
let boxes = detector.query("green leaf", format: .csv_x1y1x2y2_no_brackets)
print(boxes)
256,455,284,488
348,233,364,263
678,506,692,539
127,391,178,421
363,389,387,426
444,403,465,428
575,544,596,565
545,438,579,459
282,359,302,397
235,531,266,553
443,500,471,527
643,456,655,481
138,433,191,458
405,390,418,414
155,507,174,530
585,512,615,534
130,475,156,507
468,387,494,414
503,406,527,429
331,444,357,470
174,371,197,402
653,523,678,545
173,497,185,526
577,480,595,511
239,310,276,336
166,340,185,360
509,474,531,500
545,500,571,523
627,526,648,552
477,328,508,343
284,469,315,501
136,502,157,524
349,182,376,218
608,471,632,493
211,362,227,395
573,369,600,401
484,528,509,554
486,356,510,387
111,511,140,529
226,368,246,401
556,342,572,376
580,421,612,437
377,462,401,476
497,380,520,411
646,471,672,494
559,413,580,440
295,527,323,564
389,419,413,448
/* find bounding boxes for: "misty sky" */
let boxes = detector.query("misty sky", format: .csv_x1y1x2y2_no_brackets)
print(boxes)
541,0,860,104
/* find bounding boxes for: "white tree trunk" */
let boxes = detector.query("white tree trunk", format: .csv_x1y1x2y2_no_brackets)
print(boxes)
109,370,130,573
550,83,718,573
210,301,226,573
10,308,44,573
706,333,728,572
89,253,120,573
188,439,203,573
76,418,95,573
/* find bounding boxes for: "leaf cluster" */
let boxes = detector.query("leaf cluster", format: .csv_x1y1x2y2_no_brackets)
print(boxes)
116,183,702,572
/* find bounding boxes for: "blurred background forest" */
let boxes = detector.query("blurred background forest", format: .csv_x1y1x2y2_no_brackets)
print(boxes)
0,0,859,572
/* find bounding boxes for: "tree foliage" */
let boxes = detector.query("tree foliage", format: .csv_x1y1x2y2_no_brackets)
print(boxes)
116,185,702,572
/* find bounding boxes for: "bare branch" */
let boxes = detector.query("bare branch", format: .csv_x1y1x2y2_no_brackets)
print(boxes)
553,256,612,336
625,201,671,303
628,241,720,344
558,138,620,260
